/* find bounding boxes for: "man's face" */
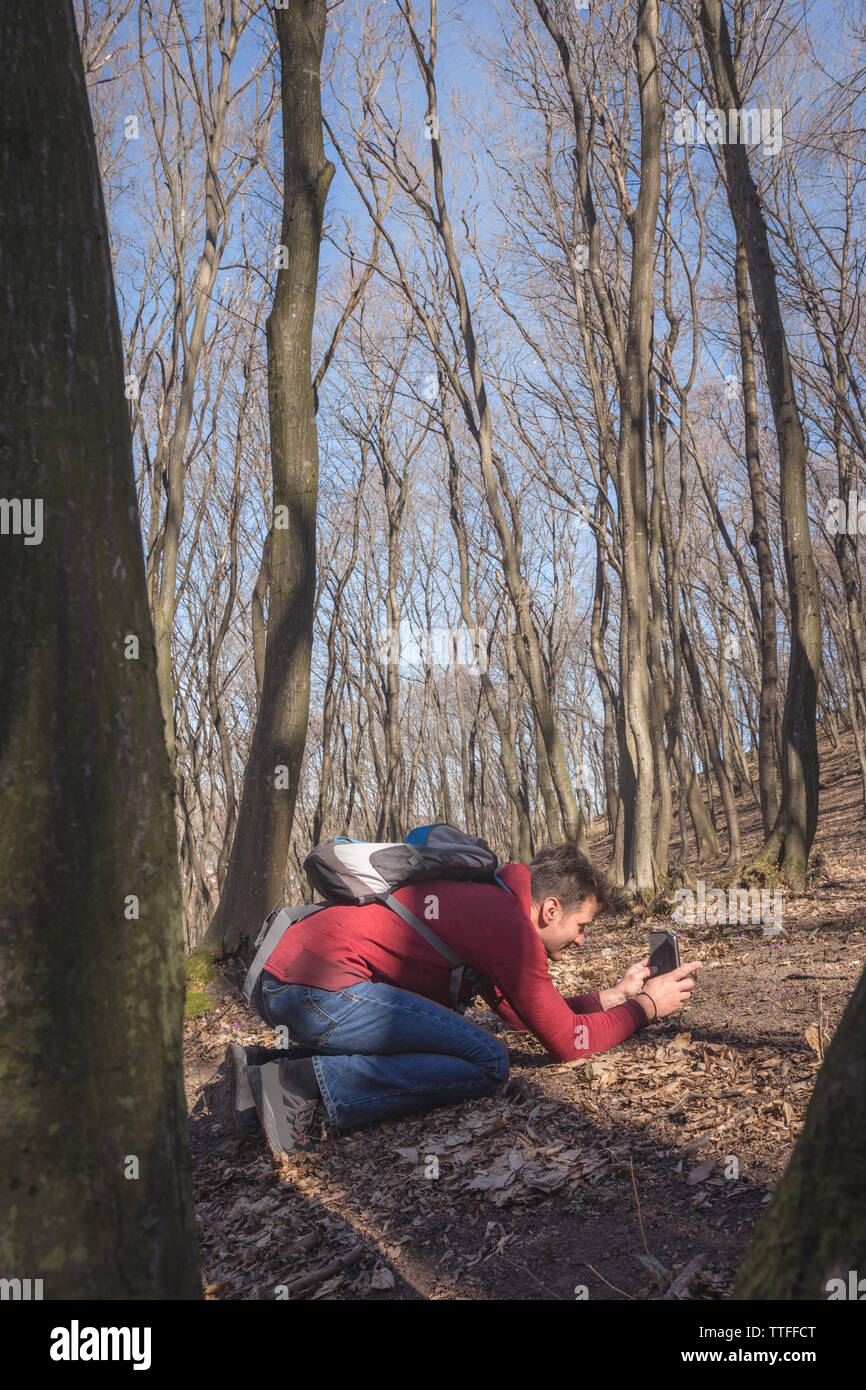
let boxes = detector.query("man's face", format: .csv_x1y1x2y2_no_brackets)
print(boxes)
532,894,598,961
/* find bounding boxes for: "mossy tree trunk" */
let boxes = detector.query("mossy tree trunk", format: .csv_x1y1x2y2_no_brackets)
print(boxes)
735,967,866,1299
0,0,201,1298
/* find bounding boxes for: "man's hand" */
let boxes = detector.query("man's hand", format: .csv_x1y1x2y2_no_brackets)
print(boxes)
601,957,652,1008
634,961,702,1021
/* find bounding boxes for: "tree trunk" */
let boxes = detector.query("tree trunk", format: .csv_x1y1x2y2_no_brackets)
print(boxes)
375,440,409,841
206,0,334,953
680,615,741,865
589,503,621,838
0,0,200,1298
735,967,866,1298
685,765,722,862
734,231,780,836
699,0,821,884
613,0,662,897
648,380,673,874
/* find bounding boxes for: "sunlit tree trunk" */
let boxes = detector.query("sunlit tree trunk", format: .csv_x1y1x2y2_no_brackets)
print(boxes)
699,0,821,884
612,0,661,896
734,231,780,836
207,0,334,953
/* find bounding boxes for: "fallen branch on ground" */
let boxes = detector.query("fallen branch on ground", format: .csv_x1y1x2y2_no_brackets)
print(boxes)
281,1245,367,1297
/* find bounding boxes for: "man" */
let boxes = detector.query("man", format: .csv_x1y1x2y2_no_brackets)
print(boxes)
225,842,700,1159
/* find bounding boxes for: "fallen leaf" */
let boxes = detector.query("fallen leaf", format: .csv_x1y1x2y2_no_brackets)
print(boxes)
688,1158,715,1185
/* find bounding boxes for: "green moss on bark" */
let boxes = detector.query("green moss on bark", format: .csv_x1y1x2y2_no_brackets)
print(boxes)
184,949,218,1017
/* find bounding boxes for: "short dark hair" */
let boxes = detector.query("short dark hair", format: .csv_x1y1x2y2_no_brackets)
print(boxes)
529,842,613,914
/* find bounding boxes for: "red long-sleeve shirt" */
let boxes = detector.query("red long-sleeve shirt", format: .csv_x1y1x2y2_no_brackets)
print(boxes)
263,862,647,1062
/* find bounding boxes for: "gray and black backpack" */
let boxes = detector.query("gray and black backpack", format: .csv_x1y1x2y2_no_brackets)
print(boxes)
243,823,509,1013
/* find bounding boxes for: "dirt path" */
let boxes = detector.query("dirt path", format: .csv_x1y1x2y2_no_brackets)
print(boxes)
184,733,866,1300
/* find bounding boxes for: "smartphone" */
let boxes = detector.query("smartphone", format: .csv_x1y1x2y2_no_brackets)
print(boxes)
649,929,680,976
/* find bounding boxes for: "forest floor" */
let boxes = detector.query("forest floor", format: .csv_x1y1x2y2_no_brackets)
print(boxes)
183,730,866,1300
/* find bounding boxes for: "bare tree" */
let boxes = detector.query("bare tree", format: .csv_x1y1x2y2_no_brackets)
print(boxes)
207,0,335,954
699,0,821,884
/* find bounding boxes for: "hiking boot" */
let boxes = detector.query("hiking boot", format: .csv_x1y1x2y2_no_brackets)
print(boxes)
247,1058,322,1160
223,1040,319,1139
223,1042,295,1136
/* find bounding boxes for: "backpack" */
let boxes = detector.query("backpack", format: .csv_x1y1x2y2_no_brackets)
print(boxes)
243,824,508,1014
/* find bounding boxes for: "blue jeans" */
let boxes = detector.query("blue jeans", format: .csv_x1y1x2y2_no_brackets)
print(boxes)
256,974,509,1130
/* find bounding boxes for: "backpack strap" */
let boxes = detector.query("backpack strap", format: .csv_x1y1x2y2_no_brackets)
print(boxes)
243,903,328,1007
244,878,513,1015
383,892,488,1012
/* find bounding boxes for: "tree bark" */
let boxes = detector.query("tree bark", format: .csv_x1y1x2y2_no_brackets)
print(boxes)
680,614,741,865
206,0,334,953
699,0,821,883
648,378,673,874
685,765,721,862
734,230,780,836
0,0,200,1297
735,967,866,1298
612,0,662,896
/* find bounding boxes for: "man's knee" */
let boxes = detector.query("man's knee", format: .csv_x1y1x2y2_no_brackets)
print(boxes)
484,1037,509,1084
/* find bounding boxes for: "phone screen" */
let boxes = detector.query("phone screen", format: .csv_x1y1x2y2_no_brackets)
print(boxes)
649,929,680,975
